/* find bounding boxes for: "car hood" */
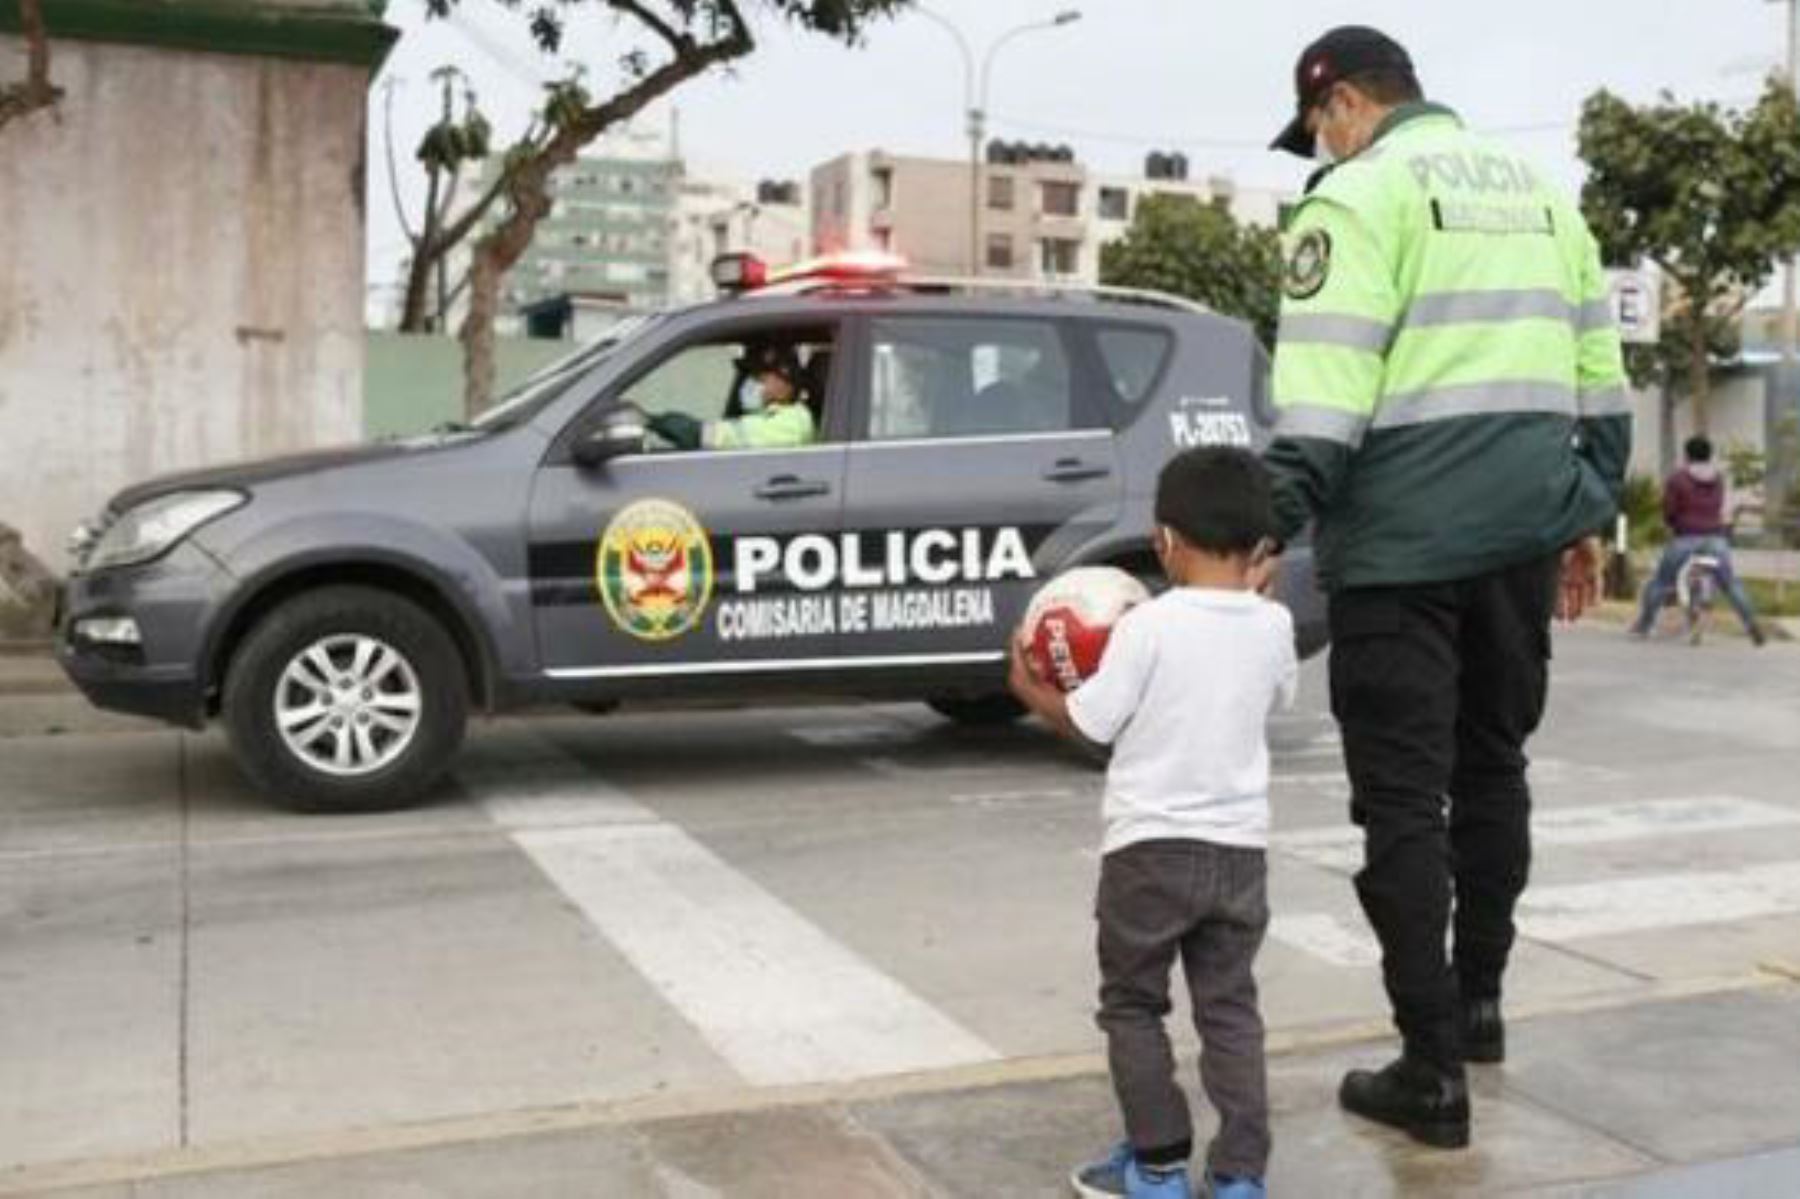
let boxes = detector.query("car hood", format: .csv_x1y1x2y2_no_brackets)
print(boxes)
107,434,474,513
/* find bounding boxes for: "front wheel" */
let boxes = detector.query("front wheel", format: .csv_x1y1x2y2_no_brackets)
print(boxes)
223,586,468,812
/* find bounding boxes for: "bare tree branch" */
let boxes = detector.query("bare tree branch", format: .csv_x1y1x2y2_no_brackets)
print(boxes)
382,79,419,243
458,2,756,414
606,0,691,54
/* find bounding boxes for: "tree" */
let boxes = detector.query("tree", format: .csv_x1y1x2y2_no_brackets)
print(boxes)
387,68,492,333
1099,193,1283,349
1578,82,1800,432
0,0,60,135
417,0,911,418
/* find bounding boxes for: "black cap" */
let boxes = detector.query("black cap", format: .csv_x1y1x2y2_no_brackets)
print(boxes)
1272,26,1415,158
742,342,800,381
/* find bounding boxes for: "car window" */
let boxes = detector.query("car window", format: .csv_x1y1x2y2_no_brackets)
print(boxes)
867,317,1074,441
1095,326,1173,407
622,343,739,422
472,313,661,431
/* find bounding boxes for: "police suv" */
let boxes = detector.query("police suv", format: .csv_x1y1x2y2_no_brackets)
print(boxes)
58,255,1327,811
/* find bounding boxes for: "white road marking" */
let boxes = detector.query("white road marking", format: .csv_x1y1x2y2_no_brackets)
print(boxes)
1520,861,1800,941
468,736,1001,1087
1272,860,1800,967
785,722,908,748
1268,914,1382,968
1270,796,1800,966
1274,795,1798,873
1270,756,1627,801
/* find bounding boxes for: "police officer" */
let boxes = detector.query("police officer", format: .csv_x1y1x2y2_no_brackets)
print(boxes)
1262,27,1631,1148
647,343,816,451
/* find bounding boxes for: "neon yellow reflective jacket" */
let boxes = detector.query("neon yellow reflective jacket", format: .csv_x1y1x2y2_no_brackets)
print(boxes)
1265,102,1631,590
704,401,816,451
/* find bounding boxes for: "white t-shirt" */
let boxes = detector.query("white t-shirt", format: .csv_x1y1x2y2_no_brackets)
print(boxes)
1066,588,1298,854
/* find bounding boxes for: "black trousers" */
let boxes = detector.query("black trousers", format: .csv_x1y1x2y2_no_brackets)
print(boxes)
1327,555,1558,1069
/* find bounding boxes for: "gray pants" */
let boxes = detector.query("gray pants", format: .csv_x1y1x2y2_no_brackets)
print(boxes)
1096,838,1271,1178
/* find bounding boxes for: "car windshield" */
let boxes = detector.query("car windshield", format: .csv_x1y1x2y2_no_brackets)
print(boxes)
464,314,665,432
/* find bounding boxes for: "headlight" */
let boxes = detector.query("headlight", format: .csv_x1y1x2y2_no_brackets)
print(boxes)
85,490,246,572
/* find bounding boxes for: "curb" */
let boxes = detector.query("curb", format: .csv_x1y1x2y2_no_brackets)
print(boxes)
0,971,1786,1197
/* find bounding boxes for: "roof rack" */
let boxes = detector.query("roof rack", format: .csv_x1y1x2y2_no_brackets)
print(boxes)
753,273,1211,316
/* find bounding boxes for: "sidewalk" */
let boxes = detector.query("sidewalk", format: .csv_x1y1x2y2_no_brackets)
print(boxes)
9,976,1798,1198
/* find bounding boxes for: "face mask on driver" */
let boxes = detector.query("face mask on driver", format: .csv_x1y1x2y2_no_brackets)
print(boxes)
738,377,766,413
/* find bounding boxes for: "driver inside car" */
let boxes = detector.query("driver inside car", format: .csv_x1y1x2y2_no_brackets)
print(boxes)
647,343,816,452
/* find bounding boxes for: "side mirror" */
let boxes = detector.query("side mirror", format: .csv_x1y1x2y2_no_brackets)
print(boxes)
572,409,646,468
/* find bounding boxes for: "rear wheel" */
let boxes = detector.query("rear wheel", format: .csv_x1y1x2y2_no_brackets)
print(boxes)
926,693,1027,726
223,586,467,812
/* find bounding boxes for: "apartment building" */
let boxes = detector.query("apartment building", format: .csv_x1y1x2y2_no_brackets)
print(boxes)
810,144,1290,285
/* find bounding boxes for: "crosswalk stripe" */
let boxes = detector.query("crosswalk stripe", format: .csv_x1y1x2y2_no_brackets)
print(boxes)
1273,796,1800,873
1272,857,1800,968
468,734,1001,1087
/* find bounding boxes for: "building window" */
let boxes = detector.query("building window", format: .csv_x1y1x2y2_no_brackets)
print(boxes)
986,233,1014,270
1039,237,1081,277
1040,181,1080,218
872,166,895,210
988,175,1015,211
1098,187,1130,222
873,227,894,251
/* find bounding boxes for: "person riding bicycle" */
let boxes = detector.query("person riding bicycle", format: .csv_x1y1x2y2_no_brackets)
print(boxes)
1630,435,1767,646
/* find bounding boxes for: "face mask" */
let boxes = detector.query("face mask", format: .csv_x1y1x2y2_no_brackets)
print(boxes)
738,378,765,412
1312,93,1339,164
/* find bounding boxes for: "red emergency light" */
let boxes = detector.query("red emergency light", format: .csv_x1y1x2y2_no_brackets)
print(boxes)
710,250,908,295
709,252,769,293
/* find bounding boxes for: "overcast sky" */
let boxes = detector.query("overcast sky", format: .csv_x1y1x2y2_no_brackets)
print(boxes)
366,0,1797,304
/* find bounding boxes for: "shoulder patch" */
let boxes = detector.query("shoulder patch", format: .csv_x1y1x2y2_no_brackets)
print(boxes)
1284,228,1332,301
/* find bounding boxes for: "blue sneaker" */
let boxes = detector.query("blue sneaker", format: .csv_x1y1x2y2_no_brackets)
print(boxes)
1070,1143,1192,1198
1205,1171,1266,1199
1071,1143,1133,1196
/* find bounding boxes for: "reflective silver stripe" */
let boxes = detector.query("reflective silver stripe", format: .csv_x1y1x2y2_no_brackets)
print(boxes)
1274,403,1370,448
1373,380,1577,430
1578,383,1632,417
1578,298,1616,333
1403,288,1577,329
1279,313,1392,353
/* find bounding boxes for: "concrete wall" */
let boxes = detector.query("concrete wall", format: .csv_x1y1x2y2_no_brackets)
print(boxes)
0,35,370,571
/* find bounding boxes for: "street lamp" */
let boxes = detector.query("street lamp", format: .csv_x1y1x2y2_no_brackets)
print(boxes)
916,8,1083,275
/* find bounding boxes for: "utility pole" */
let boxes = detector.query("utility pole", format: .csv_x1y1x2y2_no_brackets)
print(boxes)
434,69,456,333
1782,0,1800,370
917,10,1081,277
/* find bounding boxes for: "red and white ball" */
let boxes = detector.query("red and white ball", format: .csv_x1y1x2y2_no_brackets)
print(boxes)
1021,566,1152,693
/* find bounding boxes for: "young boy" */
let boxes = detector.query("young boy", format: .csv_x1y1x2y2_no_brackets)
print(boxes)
1009,446,1297,1199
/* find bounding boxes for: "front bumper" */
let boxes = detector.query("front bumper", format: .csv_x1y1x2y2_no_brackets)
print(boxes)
56,541,235,729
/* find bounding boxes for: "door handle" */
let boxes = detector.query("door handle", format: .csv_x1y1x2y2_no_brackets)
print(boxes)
1042,457,1111,483
754,474,831,500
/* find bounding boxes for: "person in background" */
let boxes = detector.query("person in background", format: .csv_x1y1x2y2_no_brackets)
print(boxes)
1630,435,1766,645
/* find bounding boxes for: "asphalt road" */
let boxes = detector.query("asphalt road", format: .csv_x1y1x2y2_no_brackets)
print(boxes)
3,626,1798,1191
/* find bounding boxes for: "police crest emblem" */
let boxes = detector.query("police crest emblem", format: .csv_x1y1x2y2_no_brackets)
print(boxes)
1284,228,1333,301
596,499,715,642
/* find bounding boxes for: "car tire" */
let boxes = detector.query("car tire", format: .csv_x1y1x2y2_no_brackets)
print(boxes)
223,586,467,813
926,693,1027,726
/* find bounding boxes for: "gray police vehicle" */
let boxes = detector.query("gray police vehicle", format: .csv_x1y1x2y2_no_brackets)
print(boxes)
58,255,1326,811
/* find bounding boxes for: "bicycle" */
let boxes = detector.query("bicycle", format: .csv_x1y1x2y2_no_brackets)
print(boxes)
1671,547,1726,646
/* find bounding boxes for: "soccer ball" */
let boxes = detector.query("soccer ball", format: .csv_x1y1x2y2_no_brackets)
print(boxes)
1021,566,1152,693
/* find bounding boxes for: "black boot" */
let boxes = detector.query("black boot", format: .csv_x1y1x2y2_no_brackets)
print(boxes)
1463,997,1504,1064
1339,1055,1470,1149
